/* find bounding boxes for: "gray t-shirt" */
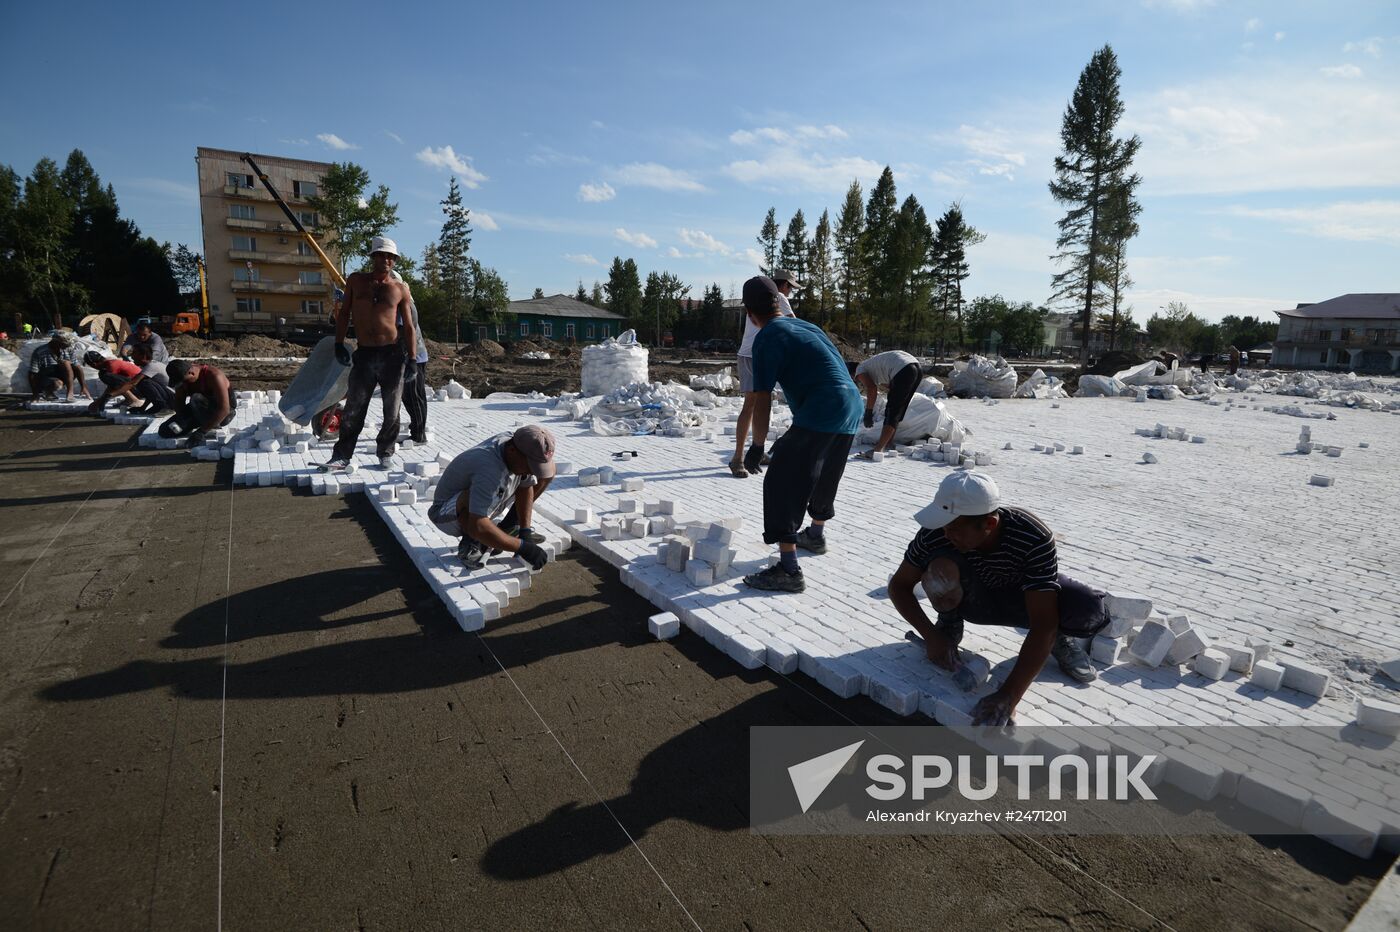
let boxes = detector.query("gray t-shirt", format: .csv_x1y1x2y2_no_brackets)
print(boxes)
124,333,169,363
139,361,169,385
432,433,536,520
856,350,918,388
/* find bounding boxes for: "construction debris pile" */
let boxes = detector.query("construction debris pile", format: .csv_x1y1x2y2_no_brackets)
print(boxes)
586,380,729,437
948,355,1018,398
580,330,648,397
1221,369,1400,412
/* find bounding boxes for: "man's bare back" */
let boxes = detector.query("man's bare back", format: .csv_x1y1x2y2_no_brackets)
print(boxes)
341,271,409,347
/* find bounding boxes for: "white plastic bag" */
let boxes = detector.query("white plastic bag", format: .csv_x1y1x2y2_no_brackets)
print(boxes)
949,355,1017,398
581,330,649,396
1012,368,1068,399
1074,374,1128,398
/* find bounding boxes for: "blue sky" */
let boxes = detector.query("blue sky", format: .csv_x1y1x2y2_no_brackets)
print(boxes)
3,0,1397,322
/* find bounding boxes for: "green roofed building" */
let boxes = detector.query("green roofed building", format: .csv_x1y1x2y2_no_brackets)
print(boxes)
491,294,627,344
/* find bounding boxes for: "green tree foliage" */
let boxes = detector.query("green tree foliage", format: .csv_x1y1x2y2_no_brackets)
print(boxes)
778,209,809,313
806,209,835,327
166,243,204,298
641,270,690,345
833,180,865,337
1146,300,1208,355
930,204,984,352
590,281,605,307
965,295,1048,356
305,162,399,275
889,195,934,347
466,259,509,332
532,287,546,299
756,207,780,274
860,168,900,341
575,281,588,303
1217,315,1278,350
604,257,643,328
1099,177,1142,350
1049,45,1142,363
437,177,473,342
13,158,83,327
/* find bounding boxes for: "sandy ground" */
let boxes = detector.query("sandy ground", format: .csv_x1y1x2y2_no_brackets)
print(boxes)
0,406,1390,931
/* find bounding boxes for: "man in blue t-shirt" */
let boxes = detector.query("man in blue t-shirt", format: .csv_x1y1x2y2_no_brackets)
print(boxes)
741,276,863,593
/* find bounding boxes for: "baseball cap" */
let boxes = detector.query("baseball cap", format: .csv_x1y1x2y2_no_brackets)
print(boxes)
772,268,802,289
914,471,1001,530
742,276,781,316
512,425,556,479
166,359,193,382
370,235,400,258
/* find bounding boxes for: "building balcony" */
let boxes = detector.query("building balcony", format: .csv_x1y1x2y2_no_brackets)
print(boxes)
230,280,330,296
228,249,323,266
221,184,311,204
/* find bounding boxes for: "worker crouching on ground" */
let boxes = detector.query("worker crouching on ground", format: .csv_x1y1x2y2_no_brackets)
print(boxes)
121,320,169,364
84,350,173,415
427,426,557,573
160,360,236,441
729,268,798,478
886,471,1108,725
27,331,92,403
741,276,863,593
851,349,922,459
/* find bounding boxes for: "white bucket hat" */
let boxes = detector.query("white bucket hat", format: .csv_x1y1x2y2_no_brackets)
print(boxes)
370,235,400,258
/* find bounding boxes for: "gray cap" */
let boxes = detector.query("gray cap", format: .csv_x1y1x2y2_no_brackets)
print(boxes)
771,268,801,289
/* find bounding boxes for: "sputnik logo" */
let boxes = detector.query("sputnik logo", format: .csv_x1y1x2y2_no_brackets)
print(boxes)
787,740,864,813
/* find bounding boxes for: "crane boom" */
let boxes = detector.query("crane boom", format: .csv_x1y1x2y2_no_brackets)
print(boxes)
240,153,347,289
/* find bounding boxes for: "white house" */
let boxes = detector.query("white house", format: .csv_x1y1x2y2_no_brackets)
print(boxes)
1273,294,1400,373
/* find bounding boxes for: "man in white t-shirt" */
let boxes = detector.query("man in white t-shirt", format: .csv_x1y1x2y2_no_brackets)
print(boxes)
730,268,798,477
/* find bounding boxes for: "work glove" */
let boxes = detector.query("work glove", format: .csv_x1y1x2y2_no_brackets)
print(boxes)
334,342,351,366
863,408,875,428
517,540,548,571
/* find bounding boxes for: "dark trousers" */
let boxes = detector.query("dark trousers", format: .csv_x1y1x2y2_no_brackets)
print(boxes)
934,550,1108,638
135,378,176,410
332,344,405,460
761,426,855,544
883,362,922,428
159,392,236,438
402,361,428,440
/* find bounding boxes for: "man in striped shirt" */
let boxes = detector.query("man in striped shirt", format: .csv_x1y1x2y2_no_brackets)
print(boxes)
887,471,1107,725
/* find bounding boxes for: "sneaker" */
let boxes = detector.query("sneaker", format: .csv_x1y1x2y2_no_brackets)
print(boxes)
933,615,964,647
376,455,395,470
743,563,805,592
743,446,764,475
410,434,428,444
728,459,749,478
457,538,488,570
794,527,827,555
497,522,545,543
1051,634,1098,683
321,458,353,474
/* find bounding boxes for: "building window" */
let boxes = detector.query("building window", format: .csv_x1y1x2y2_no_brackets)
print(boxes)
293,180,317,198
541,322,553,338
233,267,260,282
296,241,313,256
236,298,262,314
229,204,256,220
301,300,324,315
226,172,254,188
586,324,594,339
1318,330,1332,343
297,211,318,227
519,320,529,337
298,271,323,285
565,323,575,339
1340,328,1354,342
231,235,256,252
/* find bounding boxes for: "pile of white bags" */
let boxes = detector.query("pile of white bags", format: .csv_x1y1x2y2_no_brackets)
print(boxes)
949,355,1018,398
856,393,968,446
581,329,648,397
917,375,945,397
588,380,722,436
689,368,734,392
1074,374,1130,398
1012,368,1068,399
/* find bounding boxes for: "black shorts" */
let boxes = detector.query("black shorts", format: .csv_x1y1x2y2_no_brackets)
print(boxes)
883,363,922,429
762,426,855,544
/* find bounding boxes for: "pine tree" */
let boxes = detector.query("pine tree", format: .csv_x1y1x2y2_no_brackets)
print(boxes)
806,209,834,327
14,158,82,327
1049,44,1142,363
861,167,899,344
1099,176,1142,351
833,180,865,338
641,270,689,345
532,287,545,299
930,204,984,353
420,243,442,290
590,281,604,307
575,280,588,303
700,282,726,340
890,195,934,348
605,257,643,328
437,177,473,343
778,209,809,313
756,207,779,274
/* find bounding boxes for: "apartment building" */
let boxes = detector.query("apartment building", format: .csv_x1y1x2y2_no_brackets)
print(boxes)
195,147,340,334
1273,294,1400,373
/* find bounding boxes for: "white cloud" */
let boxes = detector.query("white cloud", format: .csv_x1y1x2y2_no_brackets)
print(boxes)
1344,36,1391,57
614,228,658,249
577,181,617,203
1319,64,1363,79
730,124,849,146
385,130,404,144
610,162,705,192
279,138,310,147
1244,17,1260,32
1274,31,1285,41
677,228,731,255
473,210,499,231
1141,0,1218,11
1126,72,1400,194
1226,200,1400,244
724,151,884,193
415,146,489,187
317,133,358,151
564,253,600,265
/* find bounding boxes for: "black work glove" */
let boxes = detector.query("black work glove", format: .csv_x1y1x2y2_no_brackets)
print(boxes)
863,408,875,428
334,342,351,366
517,540,548,571
743,444,764,472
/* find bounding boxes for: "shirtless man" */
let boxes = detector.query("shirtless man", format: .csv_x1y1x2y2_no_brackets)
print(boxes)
323,235,417,473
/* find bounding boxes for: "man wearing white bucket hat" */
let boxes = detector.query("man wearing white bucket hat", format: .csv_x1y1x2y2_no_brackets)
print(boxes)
885,470,1108,725
322,235,417,472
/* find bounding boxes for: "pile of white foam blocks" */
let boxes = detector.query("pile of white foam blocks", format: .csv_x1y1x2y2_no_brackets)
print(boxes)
864,439,995,468
1135,422,1207,444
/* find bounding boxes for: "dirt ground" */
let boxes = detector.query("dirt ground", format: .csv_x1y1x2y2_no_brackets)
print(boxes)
0,406,1391,930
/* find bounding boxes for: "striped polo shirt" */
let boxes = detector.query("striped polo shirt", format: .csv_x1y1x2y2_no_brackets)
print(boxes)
903,506,1060,592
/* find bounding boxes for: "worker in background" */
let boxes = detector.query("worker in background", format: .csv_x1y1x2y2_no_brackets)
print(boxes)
851,349,923,459
398,278,431,444
427,426,556,573
22,322,34,337
84,351,143,411
1228,345,1241,375
160,360,236,441
740,276,862,593
87,346,175,415
27,331,92,403
885,471,1107,726
322,235,416,473
729,268,799,478
121,319,169,363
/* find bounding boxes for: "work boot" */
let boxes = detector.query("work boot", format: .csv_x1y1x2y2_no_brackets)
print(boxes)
933,614,964,647
743,563,805,593
743,445,765,475
1051,634,1098,683
728,459,748,478
793,527,827,555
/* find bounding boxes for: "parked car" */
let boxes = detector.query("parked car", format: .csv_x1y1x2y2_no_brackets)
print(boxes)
702,338,736,353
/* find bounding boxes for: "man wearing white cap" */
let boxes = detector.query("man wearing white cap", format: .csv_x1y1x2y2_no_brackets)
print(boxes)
886,470,1107,725
323,235,417,472
428,425,557,572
